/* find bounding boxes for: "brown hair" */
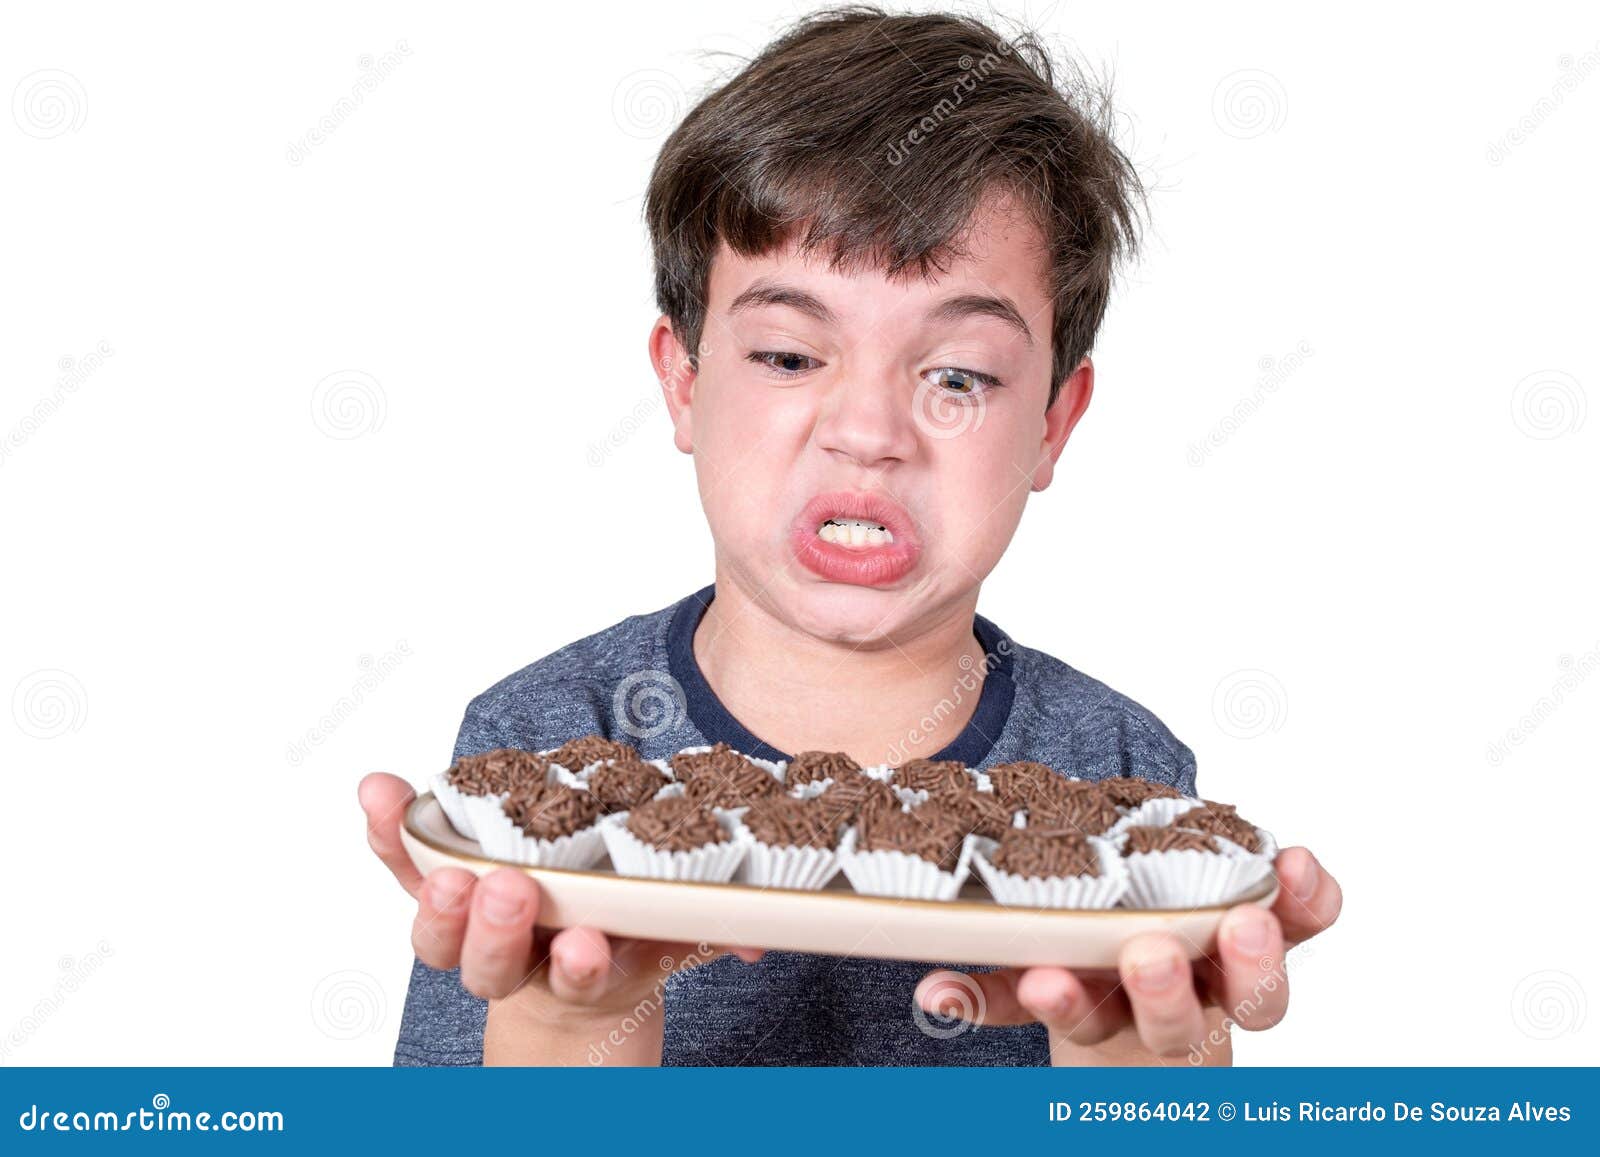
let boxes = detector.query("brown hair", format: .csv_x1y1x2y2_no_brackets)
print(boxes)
645,5,1143,407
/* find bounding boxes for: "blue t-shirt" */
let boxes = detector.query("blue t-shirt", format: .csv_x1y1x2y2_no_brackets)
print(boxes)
394,584,1196,1066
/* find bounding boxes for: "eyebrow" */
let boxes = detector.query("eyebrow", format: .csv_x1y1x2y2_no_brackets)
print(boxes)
727,280,1035,347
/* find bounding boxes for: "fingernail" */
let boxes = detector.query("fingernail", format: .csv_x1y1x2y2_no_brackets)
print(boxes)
1131,953,1181,992
560,957,602,987
479,879,525,924
1228,912,1268,955
1291,853,1320,901
1040,984,1075,1019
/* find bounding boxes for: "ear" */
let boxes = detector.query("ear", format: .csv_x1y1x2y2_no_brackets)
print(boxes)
648,316,697,454
1031,356,1094,492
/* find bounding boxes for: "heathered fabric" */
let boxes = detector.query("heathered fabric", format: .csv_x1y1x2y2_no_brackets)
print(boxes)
394,584,1196,1067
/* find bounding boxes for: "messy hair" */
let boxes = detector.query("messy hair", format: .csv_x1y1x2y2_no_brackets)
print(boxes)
644,5,1143,406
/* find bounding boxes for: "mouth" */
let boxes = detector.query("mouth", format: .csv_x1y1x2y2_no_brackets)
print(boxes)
789,490,922,587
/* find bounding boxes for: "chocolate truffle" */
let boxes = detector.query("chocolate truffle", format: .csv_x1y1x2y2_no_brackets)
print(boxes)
1178,802,1261,852
683,759,782,809
502,782,601,841
812,774,900,826
1028,788,1121,836
986,761,1058,808
932,786,1016,840
1123,825,1219,855
784,749,863,787
625,796,729,852
742,796,843,850
586,758,669,813
991,828,1102,880
445,748,552,796
893,758,971,795
1096,775,1183,808
550,734,638,771
856,805,965,871
670,742,756,783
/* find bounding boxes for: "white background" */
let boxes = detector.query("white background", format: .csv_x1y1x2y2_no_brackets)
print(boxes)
3,0,1596,1066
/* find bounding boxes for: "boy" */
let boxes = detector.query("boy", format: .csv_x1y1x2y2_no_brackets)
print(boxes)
360,6,1340,1066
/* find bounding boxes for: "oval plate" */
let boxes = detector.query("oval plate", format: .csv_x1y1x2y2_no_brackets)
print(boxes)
402,793,1277,969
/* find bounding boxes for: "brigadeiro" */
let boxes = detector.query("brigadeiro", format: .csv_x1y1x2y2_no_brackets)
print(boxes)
811,773,900,827
734,796,847,891
838,803,975,900
929,785,1017,841
986,761,1060,809
1096,775,1184,810
683,758,784,810
1026,785,1121,837
892,758,974,796
972,826,1128,909
468,780,609,869
549,733,639,773
600,795,748,882
784,749,862,788
1118,820,1273,908
431,748,557,839
584,757,672,814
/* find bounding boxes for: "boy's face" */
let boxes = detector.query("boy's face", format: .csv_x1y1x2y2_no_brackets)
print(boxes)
654,190,1091,646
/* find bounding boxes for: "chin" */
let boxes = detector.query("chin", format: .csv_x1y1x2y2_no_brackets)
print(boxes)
777,572,939,646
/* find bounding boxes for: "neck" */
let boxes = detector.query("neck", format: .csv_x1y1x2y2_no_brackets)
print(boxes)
693,570,990,767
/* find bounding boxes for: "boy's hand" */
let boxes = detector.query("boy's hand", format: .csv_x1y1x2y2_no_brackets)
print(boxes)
914,847,1341,1064
358,772,763,1064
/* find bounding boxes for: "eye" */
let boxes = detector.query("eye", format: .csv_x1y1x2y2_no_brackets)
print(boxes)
747,350,821,376
926,366,1004,394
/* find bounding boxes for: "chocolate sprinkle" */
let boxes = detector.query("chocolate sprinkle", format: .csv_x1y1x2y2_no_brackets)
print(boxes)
812,775,900,826
502,782,601,841
445,748,552,796
784,749,862,787
1123,825,1219,855
1028,788,1121,836
1178,802,1261,852
742,796,843,850
1096,776,1183,808
586,758,669,814
986,761,1058,808
856,805,965,871
932,787,1016,840
670,742,756,783
624,796,729,852
893,758,971,795
991,828,1102,880
683,759,782,809
550,734,638,771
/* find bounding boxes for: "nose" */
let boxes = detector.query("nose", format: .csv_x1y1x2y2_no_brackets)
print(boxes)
812,359,921,467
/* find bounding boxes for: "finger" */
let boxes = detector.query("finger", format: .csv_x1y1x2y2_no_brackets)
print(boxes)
358,773,422,897
410,868,476,971
1271,847,1343,944
720,946,766,964
547,927,616,1003
916,968,1033,1027
1015,968,1130,1045
1118,933,1208,1057
1213,905,1289,1030
459,869,541,999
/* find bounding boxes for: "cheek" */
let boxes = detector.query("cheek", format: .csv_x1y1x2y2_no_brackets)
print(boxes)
691,381,809,542
927,429,1032,560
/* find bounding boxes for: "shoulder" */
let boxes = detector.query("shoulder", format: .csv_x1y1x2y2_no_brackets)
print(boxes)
451,594,681,759
1003,640,1197,794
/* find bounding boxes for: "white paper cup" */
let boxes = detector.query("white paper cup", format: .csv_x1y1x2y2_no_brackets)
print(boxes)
731,820,844,891
836,828,975,900
599,810,748,882
972,835,1128,909
462,791,610,869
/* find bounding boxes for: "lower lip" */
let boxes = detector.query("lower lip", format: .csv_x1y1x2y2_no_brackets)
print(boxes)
788,523,922,587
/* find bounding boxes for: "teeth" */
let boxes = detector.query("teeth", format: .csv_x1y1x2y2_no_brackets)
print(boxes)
819,517,892,546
